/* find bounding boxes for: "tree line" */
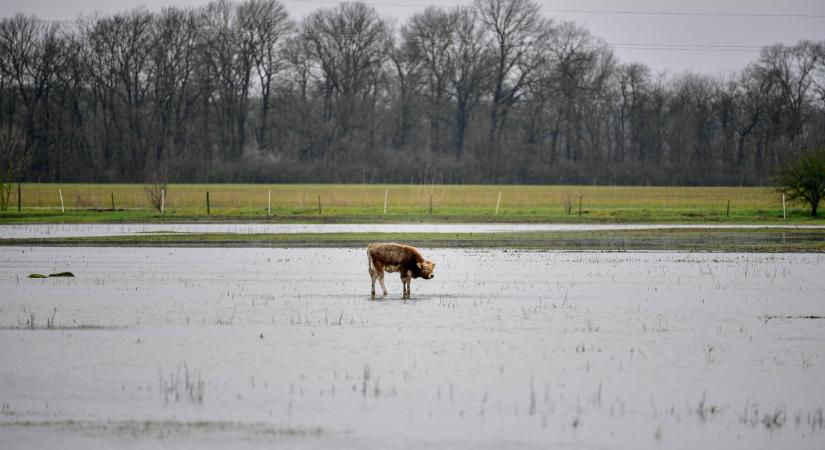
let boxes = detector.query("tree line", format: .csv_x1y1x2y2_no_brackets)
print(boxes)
1,0,824,185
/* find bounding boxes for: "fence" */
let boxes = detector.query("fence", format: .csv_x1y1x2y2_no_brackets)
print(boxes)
1,183,785,218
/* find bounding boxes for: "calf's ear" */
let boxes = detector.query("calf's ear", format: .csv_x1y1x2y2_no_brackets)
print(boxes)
416,262,424,270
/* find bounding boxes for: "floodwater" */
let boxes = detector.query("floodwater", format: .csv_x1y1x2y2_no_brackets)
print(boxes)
2,222,825,239
1,247,824,449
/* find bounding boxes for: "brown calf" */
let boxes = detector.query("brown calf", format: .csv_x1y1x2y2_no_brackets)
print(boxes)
367,243,436,297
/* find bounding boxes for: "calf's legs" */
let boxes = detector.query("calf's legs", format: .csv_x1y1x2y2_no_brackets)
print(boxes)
401,272,412,298
369,268,388,297
368,260,412,298
378,272,388,296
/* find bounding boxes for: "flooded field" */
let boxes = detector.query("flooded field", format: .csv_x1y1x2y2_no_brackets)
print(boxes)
3,222,825,239
1,247,824,449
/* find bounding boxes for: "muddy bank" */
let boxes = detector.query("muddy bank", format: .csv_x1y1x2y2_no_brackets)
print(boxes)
3,229,824,252
2,223,825,239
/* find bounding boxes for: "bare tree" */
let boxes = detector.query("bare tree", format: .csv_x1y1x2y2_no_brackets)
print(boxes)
0,15,40,115
756,42,822,153
280,35,321,160
613,63,650,163
547,21,614,163
813,43,825,133
237,0,293,151
0,125,27,210
302,2,392,158
199,0,256,161
475,0,552,176
388,36,422,148
0,15,67,180
83,9,156,180
730,67,766,174
0,3,823,186
143,165,168,212
403,7,453,153
441,7,490,159
151,6,201,176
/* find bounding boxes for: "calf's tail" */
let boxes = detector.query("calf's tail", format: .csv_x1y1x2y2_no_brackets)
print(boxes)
367,246,376,273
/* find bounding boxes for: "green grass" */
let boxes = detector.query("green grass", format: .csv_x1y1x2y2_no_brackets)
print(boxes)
5,229,824,252
0,183,820,224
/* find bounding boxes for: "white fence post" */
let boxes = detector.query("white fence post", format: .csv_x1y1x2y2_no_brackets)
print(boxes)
495,191,502,215
58,188,65,213
161,189,165,214
384,190,388,214
268,190,271,216
782,193,786,220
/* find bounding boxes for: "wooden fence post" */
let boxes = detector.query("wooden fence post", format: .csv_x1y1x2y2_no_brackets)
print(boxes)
17,183,21,212
429,195,433,215
206,191,210,215
111,192,115,212
268,190,271,216
495,191,502,215
384,190,388,214
318,195,321,215
59,188,65,213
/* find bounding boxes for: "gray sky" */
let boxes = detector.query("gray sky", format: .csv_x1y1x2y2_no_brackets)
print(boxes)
2,0,824,75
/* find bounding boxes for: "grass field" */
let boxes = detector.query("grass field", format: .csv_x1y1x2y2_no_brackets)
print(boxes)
0,183,819,223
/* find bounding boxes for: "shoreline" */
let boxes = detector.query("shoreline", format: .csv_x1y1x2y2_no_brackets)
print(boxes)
3,228,824,252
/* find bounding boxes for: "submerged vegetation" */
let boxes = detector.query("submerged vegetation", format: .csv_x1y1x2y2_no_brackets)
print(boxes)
1,248,823,448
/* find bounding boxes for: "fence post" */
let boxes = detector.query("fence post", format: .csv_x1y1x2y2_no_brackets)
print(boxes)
318,195,321,215
161,189,165,214
782,194,786,220
17,183,21,212
268,190,271,216
578,194,582,216
429,195,433,216
495,191,502,215
111,192,115,212
59,188,65,213
206,191,210,215
726,200,730,218
384,190,388,214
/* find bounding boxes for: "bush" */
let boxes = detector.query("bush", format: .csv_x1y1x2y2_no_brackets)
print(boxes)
776,147,825,217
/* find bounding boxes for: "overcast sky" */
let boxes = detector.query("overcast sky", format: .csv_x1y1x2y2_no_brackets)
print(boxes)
2,0,824,76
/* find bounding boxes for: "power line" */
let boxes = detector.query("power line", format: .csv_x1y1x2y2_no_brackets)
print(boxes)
541,7,825,19
280,0,825,19
610,46,759,53
0,19,787,54
613,43,763,49
609,43,764,53
3,0,825,20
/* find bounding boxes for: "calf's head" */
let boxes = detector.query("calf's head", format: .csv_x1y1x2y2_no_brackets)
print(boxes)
417,260,436,279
